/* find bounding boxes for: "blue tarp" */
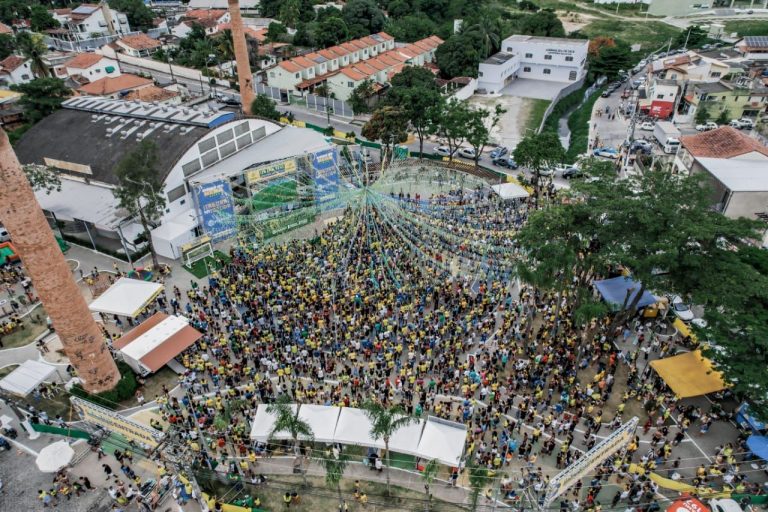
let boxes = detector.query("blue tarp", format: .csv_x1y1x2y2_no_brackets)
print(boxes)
594,276,657,311
747,435,768,461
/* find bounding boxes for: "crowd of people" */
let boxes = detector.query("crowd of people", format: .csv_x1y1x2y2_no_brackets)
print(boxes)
88,184,766,510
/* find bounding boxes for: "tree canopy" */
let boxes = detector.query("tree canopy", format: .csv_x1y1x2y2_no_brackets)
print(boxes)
512,131,565,196
589,39,633,80
251,95,281,120
384,66,443,156
342,0,386,38
435,31,484,78
12,77,71,123
108,0,155,31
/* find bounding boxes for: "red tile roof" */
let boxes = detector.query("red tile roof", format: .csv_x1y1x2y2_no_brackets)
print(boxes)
65,53,106,69
78,74,153,96
0,22,12,34
0,56,27,72
681,126,768,159
123,85,179,103
185,8,227,20
278,60,304,72
119,33,161,50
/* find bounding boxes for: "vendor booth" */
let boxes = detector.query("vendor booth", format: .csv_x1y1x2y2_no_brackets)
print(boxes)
491,183,530,201
649,350,727,398
0,359,61,396
112,313,202,375
594,276,657,311
88,277,163,317
746,435,768,462
416,416,467,466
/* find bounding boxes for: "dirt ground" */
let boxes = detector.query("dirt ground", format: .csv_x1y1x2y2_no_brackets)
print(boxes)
468,95,537,149
558,10,598,34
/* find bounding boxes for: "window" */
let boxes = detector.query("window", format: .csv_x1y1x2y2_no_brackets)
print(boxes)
565,56,573,62
269,72,275,77
478,71,483,77
711,72,721,78
506,46,513,52
234,121,249,136
348,81,354,87
167,184,186,203
295,73,300,78
198,138,216,153
569,70,577,80
182,159,201,177
216,128,234,145
544,55,552,60
525,53,533,58
543,68,551,75
656,94,664,99
523,67,531,72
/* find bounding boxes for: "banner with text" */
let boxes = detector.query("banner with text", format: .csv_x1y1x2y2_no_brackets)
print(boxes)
311,147,339,210
71,397,165,448
195,180,236,243
245,159,297,185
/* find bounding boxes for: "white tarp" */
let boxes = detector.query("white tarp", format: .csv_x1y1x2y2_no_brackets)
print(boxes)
0,359,59,396
88,277,163,317
416,416,467,466
491,182,530,200
333,407,385,450
389,417,425,456
249,404,298,442
120,315,188,362
297,404,340,443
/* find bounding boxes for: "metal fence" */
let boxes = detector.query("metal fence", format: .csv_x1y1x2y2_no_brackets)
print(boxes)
45,28,168,53
255,83,285,102
305,94,354,118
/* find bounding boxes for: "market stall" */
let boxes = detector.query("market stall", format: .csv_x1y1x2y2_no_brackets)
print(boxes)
594,276,657,311
649,350,727,398
0,359,61,396
88,277,163,317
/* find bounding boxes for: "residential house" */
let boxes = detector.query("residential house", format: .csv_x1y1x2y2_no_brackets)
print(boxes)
675,126,768,174
0,89,24,130
0,22,12,34
681,78,768,122
77,73,154,98
64,53,121,83
0,56,34,87
116,33,162,57
46,3,131,46
173,9,229,37
735,36,768,62
640,78,679,119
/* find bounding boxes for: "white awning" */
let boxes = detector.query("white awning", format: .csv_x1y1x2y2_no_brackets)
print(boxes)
88,277,164,317
416,416,467,466
333,407,385,450
249,403,298,442
0,360,59,396
119,315,187,362
297,404,340,443
491,182,530,200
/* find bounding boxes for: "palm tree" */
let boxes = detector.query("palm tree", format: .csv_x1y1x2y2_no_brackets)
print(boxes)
463,12,502,59
317,446,349,508
362,400,419,496
467,461,488,512
267,396,314,487
15,32,49,78
421,459,438,512
215,29,235,62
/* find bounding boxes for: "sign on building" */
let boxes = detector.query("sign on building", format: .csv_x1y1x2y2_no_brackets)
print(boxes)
311,148,339,209
194,180,236,243
543,416,639,507
245,159,297,185
71,397,165,448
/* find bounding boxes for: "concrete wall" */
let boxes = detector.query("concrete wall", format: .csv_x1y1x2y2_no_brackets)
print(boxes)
98,46,229,87
724,190,768,220
452,79,478,101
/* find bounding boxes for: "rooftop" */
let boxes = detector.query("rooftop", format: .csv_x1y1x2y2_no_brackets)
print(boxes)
697,157,768,192
695,81,732,94
505,34,587,46
742,36,768,50
681,126,768,159
78,74,153,96
123,85,180,103
482,52,515,65
0,55,28,72
65,52,107,69
118,33,162,51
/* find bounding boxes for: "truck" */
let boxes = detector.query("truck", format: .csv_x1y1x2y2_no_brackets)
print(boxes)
653,121,681,154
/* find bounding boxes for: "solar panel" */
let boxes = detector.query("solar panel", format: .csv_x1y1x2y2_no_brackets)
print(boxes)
745,36,768,48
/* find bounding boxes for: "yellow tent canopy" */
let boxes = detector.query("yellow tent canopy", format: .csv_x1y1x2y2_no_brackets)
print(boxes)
649,350,726,398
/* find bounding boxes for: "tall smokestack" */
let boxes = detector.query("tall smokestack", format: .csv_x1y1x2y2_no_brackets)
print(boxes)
228,0,255,115
0,130,120,393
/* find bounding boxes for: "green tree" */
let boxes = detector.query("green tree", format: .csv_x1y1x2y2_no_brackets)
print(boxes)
266,22,288,43
463,11,502,59
384,13,437,43
674,25,708,49
515,10,565,37
29,4,59,31
342,0,385,38
435,31,484,78
716,108,730,125
316,17,349,48
512,131,566,197
434,98,473,162
23,164,61,195
349,79,375,114
467,461,487,512
361,106,408,165
422,459,439,511
113,140,166,269
278,0,301,28
361,401,418,496
292,22,315,47
11,77,71,123
0,33,14,60
259,0,282,17
215,29,235,62
15,32,49,78
250,95,281,120
694,104,710,125
385,66,443,157
465,104,506,168
267,395,314,487
590,40,633,80
317,447,349,508
108,0,155,31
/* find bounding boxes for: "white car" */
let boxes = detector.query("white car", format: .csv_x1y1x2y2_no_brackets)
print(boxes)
695,122,718,131
709,498,744,512
433,145,455,157
458,147,479,159
639,121,654,131
670,295,695,322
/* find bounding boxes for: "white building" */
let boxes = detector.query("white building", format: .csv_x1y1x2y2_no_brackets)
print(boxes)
48,3,131,44
115,33,162,58
735,36,768,62
63,53,121,83
477,35,589,94
14,97,333,260
0,56,34,87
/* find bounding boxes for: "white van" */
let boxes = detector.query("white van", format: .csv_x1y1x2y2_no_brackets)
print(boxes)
663,138,680,154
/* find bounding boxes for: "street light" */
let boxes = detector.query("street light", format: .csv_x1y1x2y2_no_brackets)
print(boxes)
168,56,176,83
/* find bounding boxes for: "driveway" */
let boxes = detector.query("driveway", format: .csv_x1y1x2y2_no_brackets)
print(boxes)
501,78,572,100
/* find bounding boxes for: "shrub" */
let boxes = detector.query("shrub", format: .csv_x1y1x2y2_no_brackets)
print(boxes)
70,360,138,410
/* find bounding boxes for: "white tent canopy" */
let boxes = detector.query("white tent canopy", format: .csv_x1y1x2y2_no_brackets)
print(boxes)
491,182,530,200
297,404,340,443
0,359,59,396
88,277,163,317
249,404,298,442
416,416,467,466
389,417,426,456
333,407,385,450
36,440,74,472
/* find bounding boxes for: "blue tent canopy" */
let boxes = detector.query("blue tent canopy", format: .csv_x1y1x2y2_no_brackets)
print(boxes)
594,276,657,311
747,435,768,461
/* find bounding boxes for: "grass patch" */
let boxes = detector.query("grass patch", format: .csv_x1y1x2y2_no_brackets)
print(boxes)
183,250,232,279
542,83,590,134
525,98,551,132
580,20,681,51
724,20,768,37
0,364,18,379
250,180,298,213
565,86,605,161
0,307,49,349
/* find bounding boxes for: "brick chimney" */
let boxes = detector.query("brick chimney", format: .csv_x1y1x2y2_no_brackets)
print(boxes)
228,0,255,114
0,130,120,393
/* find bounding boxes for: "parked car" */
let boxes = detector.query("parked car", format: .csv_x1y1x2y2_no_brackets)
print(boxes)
490,146,508,159
730,118,754,130
433,145,456,157
493,157,518,169
593,147,620,159
601,90,612,98
670,295,695,322
562,167,583,179
219,95,241,106
695,122,718,131
639,121,655,131
709,498,744,512
458,147,479,159
629,140,652,154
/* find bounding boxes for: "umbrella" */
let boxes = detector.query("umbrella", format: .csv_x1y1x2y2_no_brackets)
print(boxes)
747,435,768,461
35,440,75,473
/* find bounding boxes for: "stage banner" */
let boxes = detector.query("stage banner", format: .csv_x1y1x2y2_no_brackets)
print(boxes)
71,397,165,448
245,159,297,185
195,180,236,242
312,147,339,209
